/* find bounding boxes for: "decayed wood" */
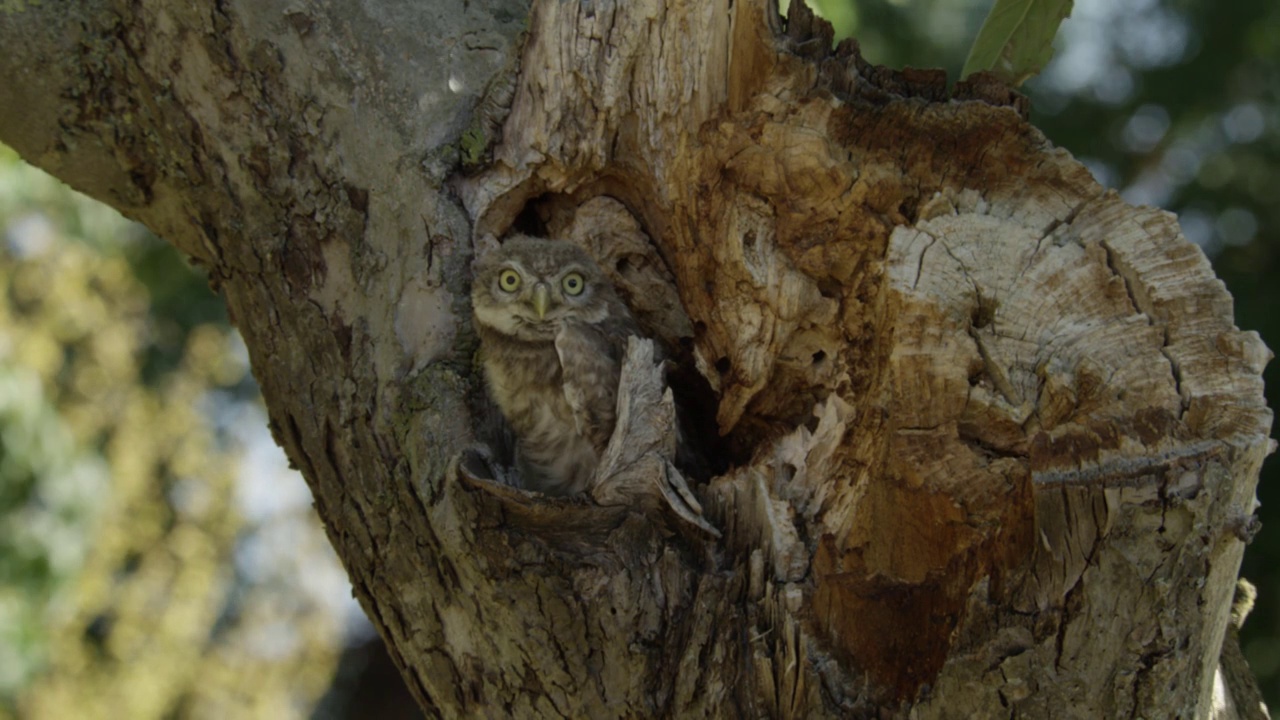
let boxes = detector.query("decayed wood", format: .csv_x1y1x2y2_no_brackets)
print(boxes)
0,0,1271,717
463,0,1272,716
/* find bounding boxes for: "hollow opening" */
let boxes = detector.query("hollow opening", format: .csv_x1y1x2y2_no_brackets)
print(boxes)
667,359,734,479
817,276,842,299
509,196,551,237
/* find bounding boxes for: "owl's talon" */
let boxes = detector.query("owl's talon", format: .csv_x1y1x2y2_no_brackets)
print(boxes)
456,445,525,492
659,461,720,538
665,462,704,515
458,447,496,483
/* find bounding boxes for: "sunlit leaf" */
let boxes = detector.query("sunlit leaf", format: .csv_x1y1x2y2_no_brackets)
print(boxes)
962,0,1073,86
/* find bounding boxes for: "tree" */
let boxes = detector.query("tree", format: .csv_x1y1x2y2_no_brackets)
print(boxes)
0,0,1270,716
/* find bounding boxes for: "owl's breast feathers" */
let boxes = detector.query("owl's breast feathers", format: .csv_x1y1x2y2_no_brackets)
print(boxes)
554,317,629,451
476,312,637,494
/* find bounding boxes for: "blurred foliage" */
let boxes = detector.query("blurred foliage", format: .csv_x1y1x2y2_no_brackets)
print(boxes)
808,0,1280,706
806,0,990,73
0,145,342,719
0,357,108,698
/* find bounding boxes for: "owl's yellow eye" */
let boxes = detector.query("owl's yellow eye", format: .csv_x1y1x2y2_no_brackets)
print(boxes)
498,269,522,293
562,272,585,296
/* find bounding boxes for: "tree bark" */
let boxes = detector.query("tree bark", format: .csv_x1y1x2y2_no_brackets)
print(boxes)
0,0,1271,717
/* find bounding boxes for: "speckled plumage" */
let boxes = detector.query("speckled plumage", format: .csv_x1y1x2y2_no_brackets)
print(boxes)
472,236,642,495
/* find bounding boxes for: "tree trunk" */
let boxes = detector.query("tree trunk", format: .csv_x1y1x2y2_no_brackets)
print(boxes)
0,0,1270,717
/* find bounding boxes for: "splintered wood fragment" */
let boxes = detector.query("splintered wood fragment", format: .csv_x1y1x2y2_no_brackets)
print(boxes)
706,396,852,584
592,337,720,538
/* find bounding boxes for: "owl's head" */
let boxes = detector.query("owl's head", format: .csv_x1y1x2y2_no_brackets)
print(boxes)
472,236,614,341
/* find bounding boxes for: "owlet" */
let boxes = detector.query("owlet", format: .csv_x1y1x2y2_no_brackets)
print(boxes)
471,235,643,495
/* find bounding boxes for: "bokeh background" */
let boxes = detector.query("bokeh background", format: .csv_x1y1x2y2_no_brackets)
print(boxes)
0,0,1276,716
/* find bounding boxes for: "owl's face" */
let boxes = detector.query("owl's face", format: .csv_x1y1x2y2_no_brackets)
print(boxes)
472,236,613,341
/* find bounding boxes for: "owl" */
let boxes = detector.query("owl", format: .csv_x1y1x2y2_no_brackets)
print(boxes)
471,235,643,495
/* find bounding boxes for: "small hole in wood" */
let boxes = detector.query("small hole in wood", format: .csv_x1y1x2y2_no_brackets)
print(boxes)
715,357,731,375
616,256,632,273
694,321,707,336
971,291,998,329
778,463,797,484
817,277,841,299
812,350,826,365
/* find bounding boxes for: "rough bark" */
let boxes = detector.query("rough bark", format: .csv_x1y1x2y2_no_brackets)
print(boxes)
0,0,1271,718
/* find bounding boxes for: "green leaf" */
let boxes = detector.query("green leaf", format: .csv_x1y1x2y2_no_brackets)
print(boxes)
962,0,1074,86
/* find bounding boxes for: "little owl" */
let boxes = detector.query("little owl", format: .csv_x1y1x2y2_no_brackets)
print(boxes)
471,235,643,495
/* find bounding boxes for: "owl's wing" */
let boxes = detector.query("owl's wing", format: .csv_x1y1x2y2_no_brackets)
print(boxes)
554,317,634,453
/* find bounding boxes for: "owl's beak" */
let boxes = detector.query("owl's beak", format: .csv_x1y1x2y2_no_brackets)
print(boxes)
531,283,551,319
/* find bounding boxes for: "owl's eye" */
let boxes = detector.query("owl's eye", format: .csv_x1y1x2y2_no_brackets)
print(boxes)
498,269,522,293
562,272,586,296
